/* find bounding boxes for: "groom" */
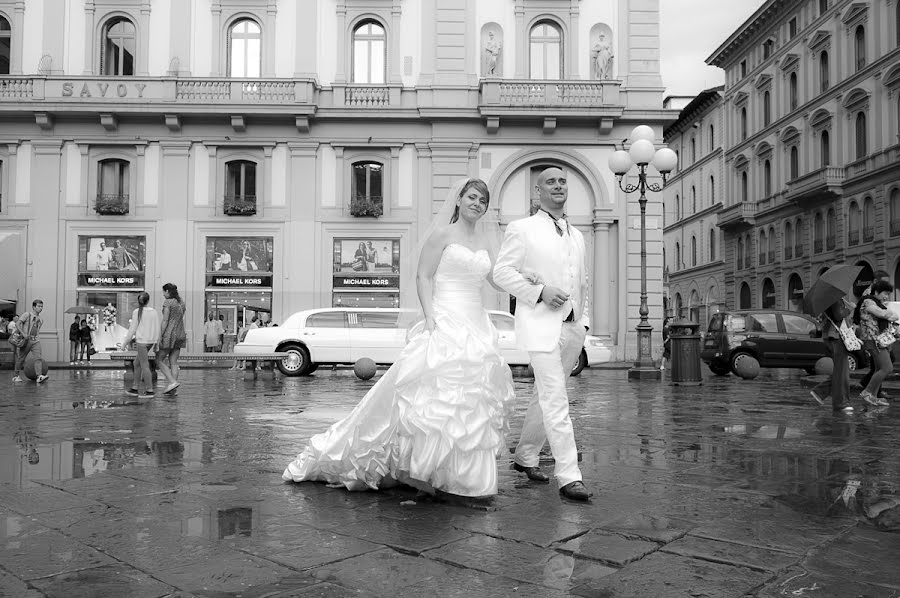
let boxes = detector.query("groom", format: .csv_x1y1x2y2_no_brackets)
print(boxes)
493,167,592,501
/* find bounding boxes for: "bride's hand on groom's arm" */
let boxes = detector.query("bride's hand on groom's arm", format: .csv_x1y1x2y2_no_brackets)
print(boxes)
539,285,569,310
523,271,543,285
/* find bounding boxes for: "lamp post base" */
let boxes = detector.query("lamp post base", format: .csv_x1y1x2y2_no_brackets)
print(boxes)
628,323,660,381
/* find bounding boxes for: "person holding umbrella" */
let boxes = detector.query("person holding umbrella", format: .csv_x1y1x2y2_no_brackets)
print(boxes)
854,280,898,407
804,265,864,413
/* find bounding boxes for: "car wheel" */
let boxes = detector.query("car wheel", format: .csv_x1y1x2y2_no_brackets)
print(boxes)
570,350,588,377
730,352,760,379
277,344,311,376
708,363,730,376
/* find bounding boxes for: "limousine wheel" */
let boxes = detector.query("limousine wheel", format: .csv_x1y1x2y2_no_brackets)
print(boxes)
277,344,311,376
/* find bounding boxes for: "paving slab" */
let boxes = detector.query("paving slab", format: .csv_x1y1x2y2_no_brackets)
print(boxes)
29,563,177,598
307,548,450,594
557,530,660,566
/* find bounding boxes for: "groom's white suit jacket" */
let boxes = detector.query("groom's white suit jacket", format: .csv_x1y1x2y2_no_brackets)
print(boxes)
493,212,591,352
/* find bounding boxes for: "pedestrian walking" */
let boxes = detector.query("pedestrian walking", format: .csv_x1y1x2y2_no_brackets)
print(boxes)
158,283,186,394
12,300,48,383
204,312,222,356
857,270,894,400
811,298,856,412
218,314,227,352
855,280,899,407
119,291,160,399
69,316,81,365
78,319,93,363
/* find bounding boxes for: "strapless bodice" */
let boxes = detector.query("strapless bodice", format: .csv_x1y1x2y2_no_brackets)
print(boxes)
433,243,490,310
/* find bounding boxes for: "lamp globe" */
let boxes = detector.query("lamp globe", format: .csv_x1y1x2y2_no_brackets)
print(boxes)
608,150,633,176
628,139,655,166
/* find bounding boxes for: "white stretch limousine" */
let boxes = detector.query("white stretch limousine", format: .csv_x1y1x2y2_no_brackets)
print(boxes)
235,308,612,376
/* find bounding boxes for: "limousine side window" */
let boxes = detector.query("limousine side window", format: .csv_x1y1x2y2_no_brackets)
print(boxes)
306,313,346,328
354,312,400,328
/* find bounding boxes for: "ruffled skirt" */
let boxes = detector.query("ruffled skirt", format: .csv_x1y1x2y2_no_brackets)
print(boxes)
282,307,515,497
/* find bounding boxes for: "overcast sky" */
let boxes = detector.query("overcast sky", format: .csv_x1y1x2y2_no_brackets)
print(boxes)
660,0,768,98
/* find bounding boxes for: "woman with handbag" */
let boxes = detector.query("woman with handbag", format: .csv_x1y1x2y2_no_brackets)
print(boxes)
816,298,857,412
855,280,899,407
11,300,47,384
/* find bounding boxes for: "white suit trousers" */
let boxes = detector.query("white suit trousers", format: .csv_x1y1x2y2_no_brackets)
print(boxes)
514,322,585,487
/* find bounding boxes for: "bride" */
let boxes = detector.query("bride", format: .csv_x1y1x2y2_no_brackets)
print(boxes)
283,178,518,497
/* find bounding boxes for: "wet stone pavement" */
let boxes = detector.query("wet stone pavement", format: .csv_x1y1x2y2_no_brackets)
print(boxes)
0,364,899,598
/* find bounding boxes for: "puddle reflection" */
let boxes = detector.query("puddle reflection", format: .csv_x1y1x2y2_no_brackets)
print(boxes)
183,505,257,540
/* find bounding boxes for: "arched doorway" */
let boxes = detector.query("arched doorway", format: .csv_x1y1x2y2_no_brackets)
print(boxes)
761,278,776,309
674,293,683,319
787,273,804,312
739,282,751,309
852,261,874,299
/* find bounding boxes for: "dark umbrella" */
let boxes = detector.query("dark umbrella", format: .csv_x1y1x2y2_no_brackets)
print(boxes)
802,265,863,316
65,306,99,314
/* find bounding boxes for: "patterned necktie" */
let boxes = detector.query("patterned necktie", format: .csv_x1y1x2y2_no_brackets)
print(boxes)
553,215,569,236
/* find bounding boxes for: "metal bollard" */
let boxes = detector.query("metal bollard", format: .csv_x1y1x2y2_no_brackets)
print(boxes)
670,321,702,386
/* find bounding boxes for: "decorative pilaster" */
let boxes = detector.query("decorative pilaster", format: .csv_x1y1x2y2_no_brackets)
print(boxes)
592,219,612,338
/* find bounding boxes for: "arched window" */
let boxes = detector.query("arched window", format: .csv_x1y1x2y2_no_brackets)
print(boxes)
102,17,136,76
789,146,799,180
820,130,830,167
891,189,900,237
709,228,716,261
529,20,562,79
741,171,748,202
863,197,875,242
737,237,744,269
819,50,829,92
224,160,257,215
351,161,383,203
762,278,776,309
691,235,697,267
691,185,696,213
764,160,772,196
826,208,836,249
709,175,715,204
759,229,767,264
784,221,794,258
855,25,866,71
820,0,828,15
897,2,900,46
789,72,798,110
763,90,771,126
814,211,824,252
675,194,680,220
768,226,776,263
745,234,752,267
227,19,261,78
740,107,748,140
740,283,752,309
708,124,715,149
855,112,867,160
690,137,696,163
0,16,10,75
848,200,861,245
675,242,681,271
795,218,804,256
352,20,386,84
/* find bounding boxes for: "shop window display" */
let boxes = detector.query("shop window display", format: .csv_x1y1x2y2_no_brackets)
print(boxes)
205,237,274,338
332,238,400,308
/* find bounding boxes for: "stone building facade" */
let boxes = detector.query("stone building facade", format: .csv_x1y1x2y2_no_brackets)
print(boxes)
0,0,674,361
705,0,900,313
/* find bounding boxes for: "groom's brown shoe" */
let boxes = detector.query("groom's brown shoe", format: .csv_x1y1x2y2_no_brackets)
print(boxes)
513,462,550,483
559,481,592,501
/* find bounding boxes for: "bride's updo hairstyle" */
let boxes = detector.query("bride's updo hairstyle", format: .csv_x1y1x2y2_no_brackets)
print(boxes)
450,178,490,224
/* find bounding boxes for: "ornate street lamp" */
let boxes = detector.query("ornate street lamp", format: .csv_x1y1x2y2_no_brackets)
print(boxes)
609,125,678,380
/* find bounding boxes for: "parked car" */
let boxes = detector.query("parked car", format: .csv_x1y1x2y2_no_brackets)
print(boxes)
700,310,867,377
235,307,612,376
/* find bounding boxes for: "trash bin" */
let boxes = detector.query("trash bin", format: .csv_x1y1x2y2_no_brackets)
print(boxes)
670,320,702,386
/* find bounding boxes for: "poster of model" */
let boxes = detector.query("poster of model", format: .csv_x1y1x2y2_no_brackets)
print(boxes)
206,237,274,273
79,236,145,272
333,239,400,274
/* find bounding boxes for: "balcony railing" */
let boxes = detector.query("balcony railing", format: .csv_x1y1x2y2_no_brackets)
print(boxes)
848,230,860,245
480,79,620,110
891,220,900,237
224,195,257,216
862,227,874,242
814,239,823,253
785,167,846,204
95,193,129,215
826,236,836,250
349,196,383,218
716,202,757,230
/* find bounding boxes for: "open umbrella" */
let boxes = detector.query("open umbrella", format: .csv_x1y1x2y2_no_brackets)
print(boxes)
802,265,863,316
65,306,99,314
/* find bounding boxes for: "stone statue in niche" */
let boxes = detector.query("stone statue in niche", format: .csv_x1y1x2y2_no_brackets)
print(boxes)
592,33,614,79
484,29,502,76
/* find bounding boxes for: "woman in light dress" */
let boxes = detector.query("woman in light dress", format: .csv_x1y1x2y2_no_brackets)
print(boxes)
283,179,519,497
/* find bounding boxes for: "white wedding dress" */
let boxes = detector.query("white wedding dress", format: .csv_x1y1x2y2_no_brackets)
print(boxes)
283,243,516,497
